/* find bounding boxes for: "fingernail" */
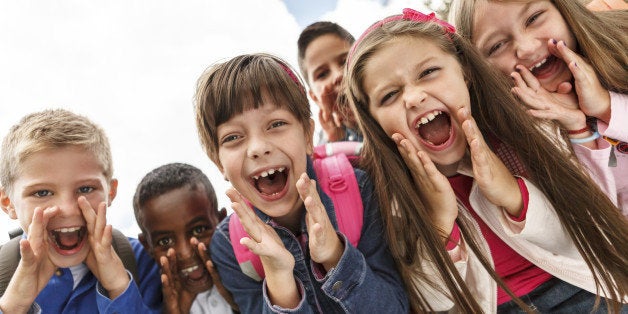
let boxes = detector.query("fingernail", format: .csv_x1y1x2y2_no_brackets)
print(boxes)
551,39,557,44
574,62,578,68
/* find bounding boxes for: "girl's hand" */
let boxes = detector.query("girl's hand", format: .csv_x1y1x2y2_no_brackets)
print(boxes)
296,173,343,271
511,65,586,131
80,197,130,299
160,248,195,314
196,240,239,312
549,39,611,123
458,107,523,216
391,133,458,238
0,207,59,313
226,188,298,308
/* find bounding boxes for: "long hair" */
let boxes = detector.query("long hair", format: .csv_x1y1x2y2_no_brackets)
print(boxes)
345,17,628,313
449,0,628,93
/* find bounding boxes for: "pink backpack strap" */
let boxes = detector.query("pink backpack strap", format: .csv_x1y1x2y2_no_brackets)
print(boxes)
229,212,265,281
313,142,362,166
313,152,363,247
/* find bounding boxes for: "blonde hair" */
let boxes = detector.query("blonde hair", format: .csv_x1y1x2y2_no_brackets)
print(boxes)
345,16,628,313
0,108,113,193
194,53,312,168
449,0,628,93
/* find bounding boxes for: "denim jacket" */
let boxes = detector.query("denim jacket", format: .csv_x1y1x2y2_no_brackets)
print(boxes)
210,157,409,313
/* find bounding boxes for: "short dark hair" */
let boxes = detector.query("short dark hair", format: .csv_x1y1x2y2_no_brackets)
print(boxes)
297,21,355,84
133,163,218,232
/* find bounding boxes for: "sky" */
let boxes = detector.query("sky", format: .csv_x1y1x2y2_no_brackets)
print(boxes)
0,0,435,244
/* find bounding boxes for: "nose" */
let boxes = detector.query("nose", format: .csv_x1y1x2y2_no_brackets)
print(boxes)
246,135,272,159
403,85,427,110
514,34,540,61
176,237,194,260
331,66,343,86
57,194,81,217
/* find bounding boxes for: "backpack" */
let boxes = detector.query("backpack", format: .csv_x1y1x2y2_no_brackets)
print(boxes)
229,141,364,281
0,227,139,297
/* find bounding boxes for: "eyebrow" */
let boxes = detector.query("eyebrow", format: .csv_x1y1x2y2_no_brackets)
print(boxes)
368,55,436,103
185,216,212,228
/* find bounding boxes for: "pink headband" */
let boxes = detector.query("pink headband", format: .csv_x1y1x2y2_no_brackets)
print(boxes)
348,8,456,65
277,61,305,93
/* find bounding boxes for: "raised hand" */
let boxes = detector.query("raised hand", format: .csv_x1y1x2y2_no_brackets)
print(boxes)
316,84,345,142
295,173,343,271
510,64,586,131
0,206,59,313
391,133,458,238
457,107,523,216
196,240,239,312
549,39,611,123
80,197,129,299
160,248,196,314
226,188,298,308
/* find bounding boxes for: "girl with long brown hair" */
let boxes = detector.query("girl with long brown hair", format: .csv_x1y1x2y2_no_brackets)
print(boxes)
344,8,628,313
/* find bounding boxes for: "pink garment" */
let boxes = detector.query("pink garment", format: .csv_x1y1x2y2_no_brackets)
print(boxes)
573,92,628,216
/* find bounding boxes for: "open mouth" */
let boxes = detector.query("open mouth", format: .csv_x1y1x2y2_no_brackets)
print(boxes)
180,263,211,290
415,110,453,149
252,167,288,199
528,55,559,78
49,226,87,253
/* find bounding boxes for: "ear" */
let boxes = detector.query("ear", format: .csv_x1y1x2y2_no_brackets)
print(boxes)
107,179,118,206
308,89,321,106
306,118,315,155
0,187,17,220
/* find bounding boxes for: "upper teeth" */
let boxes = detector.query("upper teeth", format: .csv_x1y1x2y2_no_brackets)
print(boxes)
181,265,199,274
416,110,442,128
54,227,81,233
253,167,285,180
529,58,547,71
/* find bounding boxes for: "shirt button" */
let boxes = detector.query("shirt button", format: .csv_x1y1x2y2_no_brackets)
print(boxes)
332,281,343,292
211,300,217,307
55,269,63,276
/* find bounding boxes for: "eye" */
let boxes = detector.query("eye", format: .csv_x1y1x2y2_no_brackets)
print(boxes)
78,186,95,194
315,69,329,80
487,41,504,56
191,225,210,237
269,120,287,129
380,90,398,107
156,237,173,247
419,67,440,78
221,134,240,144
33,190,52,197
525,11,543,27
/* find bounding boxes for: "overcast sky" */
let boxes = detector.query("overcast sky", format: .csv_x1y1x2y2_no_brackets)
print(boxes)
0,0,435,243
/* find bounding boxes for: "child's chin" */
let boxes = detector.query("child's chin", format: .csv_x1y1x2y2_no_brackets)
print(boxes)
49,245,90,268
184,277,213,294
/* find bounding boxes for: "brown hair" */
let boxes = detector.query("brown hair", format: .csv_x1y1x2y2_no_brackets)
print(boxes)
0,108,113,194
297,21,355,85
345,16,628,313
449,0,628,93
194,53,312,169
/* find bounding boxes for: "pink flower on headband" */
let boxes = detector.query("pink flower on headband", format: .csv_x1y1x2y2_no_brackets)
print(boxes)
401,8,456,34
348,8,456,65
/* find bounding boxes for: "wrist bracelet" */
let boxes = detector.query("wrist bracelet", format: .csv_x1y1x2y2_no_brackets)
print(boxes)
570,131,600,144
567,125,590,135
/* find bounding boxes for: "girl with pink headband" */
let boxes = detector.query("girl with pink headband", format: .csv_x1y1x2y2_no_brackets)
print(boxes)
344,8,628,313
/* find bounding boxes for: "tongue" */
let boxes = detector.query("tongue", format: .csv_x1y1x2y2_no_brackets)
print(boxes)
187,267,206,281
57,231,80,248
419,114,451,145
256,172,287,195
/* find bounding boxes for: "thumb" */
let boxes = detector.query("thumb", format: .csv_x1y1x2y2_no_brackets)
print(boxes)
556,82,573,94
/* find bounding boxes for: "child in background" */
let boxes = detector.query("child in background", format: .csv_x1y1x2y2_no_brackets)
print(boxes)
133,162,236,314
0,109,161,313
297,21,363,144
194,53,408,313
344,9,628,313
449,0,628,214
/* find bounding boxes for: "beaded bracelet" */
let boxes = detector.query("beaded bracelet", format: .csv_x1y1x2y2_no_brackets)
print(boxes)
569,131,600,144
567,126,590,135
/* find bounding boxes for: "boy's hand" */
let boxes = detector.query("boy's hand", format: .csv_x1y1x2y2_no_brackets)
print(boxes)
196,240,239,312
457,107,523,216
296,173,343,271
226,188,298,308
79,197,130,299
317,84,345,142
392,134,458,239
549,39,611,123
0,207,59,314
160,248,196,314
